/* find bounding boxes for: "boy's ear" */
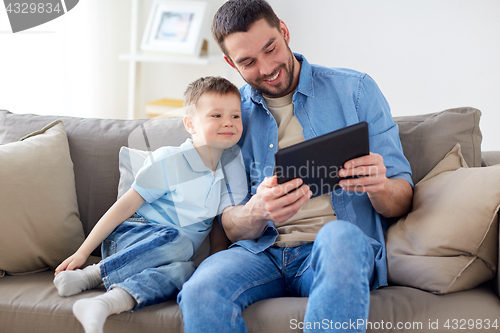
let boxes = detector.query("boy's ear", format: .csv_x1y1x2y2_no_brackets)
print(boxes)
183,115,196,134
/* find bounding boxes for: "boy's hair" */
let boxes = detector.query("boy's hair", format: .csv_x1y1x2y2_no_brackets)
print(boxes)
183,76,240,114
212,0,280,57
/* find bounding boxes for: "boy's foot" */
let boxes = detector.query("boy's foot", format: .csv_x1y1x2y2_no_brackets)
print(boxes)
73,287,136,333
53,264,102,297
73,298,109,333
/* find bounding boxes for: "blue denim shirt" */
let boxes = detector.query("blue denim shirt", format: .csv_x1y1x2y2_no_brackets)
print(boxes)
231,53,413,290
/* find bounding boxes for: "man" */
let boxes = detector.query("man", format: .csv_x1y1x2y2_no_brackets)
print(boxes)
178,1,413,332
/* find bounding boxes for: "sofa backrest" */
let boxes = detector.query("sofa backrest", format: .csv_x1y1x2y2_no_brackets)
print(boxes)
394,107,482,184
0,107,483,241
0,110,190,239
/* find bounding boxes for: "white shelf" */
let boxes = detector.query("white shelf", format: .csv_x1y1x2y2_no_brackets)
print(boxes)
121,0,226,119
119,53,223,65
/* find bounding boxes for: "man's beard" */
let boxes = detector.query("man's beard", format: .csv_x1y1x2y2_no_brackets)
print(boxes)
241,46,296,98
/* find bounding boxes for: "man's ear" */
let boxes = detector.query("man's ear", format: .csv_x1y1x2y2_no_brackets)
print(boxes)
224,55,237,70
279,20,290,44
183,115,196,134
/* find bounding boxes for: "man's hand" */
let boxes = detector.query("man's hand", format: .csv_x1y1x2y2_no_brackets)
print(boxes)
338,152,387,193
251,176,312,224
338,152,413,217
221,176,312,243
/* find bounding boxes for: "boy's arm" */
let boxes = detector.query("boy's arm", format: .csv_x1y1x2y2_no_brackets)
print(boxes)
54,188,145,275
209,220,230,255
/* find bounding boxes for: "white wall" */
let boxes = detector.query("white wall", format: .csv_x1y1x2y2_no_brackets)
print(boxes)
269,0,500,151
135,0,234,119
0,0,130,119
1,0,499,150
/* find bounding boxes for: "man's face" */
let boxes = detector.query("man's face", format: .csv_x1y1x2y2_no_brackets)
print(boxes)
223,19,299,98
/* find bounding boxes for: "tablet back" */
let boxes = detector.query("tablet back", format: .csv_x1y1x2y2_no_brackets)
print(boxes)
274,121,369,197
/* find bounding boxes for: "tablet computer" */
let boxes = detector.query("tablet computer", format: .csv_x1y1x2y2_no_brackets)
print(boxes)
274,121,369,197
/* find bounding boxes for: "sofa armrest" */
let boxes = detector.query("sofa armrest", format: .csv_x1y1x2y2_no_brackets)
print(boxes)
480,151,500,298
496,213,500,299
481,151,500,167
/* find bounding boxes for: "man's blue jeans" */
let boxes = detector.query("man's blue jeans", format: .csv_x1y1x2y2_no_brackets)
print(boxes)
100,216,195,310
178,220,375,332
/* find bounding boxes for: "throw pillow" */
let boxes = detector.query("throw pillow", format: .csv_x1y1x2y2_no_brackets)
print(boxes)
386,143,500,294
394,107,482,184
0,120,85,276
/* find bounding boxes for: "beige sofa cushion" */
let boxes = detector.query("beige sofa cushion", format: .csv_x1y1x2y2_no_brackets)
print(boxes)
2,269,500,333
386,144,500,294
0,121,85,276
394,107,482,184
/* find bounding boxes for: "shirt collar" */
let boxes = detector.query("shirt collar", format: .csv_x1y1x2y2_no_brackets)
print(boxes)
250,52,314,106
179,138,224,180
293,53,314,98
179,138,210,173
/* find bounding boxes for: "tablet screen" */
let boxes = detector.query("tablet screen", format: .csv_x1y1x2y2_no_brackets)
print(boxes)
274,121,369,197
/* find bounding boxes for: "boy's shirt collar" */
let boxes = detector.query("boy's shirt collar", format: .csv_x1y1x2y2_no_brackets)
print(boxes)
179,138,225,180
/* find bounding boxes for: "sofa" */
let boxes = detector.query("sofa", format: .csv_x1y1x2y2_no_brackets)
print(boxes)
0,107,499,333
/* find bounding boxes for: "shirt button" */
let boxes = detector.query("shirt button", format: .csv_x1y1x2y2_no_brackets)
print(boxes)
267,111,270,115
269,144,274,148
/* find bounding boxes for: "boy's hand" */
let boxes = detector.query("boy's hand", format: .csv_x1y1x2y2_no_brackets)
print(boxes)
54,252,88,276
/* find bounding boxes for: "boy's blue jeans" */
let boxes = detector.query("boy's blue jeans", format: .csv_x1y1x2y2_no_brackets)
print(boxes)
178,220,375,333
100,215,195,311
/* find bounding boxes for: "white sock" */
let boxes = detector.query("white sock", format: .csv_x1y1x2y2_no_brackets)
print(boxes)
54,264,102,297
72,288,137,333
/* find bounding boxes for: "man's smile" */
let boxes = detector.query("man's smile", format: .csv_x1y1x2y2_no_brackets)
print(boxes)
263,68,281,85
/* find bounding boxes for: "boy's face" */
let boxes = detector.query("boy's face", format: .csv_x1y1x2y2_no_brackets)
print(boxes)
185,92,242,150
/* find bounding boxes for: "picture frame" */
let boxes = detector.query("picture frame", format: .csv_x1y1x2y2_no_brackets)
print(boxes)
141,0,208,55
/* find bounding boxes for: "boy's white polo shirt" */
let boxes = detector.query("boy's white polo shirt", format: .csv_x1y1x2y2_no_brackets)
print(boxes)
131,138,247,252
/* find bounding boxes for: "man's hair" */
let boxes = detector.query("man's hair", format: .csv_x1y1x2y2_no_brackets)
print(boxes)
183,76,240,114
212,0,280,57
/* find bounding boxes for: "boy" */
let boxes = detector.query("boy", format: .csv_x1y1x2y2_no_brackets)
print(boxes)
53,76,245,333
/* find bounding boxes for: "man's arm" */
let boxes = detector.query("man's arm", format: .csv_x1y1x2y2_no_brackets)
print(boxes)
339,152,413,218
367,178,412,218
221,176,312,243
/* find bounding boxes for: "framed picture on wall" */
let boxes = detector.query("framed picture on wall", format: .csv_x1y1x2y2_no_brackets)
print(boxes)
141,0,208,55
